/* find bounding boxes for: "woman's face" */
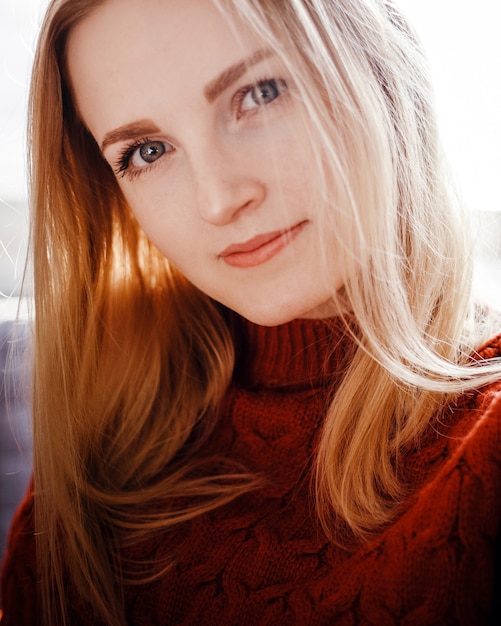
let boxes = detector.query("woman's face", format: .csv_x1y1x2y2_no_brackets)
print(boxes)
67,0,345,325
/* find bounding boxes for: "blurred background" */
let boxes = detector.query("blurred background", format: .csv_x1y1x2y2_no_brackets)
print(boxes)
0,0,500,564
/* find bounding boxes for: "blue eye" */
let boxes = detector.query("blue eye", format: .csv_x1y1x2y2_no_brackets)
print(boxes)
132,140,167,167
240,79,286,113
114,139,173,179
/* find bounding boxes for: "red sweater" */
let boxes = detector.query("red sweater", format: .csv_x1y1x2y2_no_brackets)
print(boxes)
2,318,501,625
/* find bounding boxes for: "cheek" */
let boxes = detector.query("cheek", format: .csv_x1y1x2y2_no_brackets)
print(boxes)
122,186,195,261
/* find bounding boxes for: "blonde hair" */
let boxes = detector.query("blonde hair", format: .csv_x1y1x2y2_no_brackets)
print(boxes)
28,0,501,624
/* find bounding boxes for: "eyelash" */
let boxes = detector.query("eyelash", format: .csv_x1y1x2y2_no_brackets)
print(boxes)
113,76,288,181
114,138,159,180
232,76,288,118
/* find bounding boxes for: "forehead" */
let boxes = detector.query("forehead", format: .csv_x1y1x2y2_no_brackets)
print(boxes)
66,0,263,135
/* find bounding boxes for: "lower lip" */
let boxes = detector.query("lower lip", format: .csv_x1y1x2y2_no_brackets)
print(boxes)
220,221,308,269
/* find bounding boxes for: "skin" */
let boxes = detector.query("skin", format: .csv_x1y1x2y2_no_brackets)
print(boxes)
67,0,344,326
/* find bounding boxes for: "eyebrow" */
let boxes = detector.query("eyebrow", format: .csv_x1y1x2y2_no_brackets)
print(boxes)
203,48,274,103
101,121,161,152
100,48,274,152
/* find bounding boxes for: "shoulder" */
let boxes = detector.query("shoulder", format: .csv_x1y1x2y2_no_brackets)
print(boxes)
448,331,501,448
1,480,35,563
407,333,501,500
475,328,501,363
431,333,501,517
0,482,39,625
461,331,501,429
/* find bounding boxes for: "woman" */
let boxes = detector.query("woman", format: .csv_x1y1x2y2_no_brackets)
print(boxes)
1,0,501,624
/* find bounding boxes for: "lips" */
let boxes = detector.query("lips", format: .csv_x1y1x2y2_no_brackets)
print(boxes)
219,221,308,269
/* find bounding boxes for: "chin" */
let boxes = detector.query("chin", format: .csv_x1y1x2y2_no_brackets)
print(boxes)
233,298,340,328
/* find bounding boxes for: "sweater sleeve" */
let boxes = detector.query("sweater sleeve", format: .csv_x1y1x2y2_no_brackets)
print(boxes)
0,482,39,626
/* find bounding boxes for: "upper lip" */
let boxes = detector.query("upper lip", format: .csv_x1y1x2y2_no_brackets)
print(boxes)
219,222,306,257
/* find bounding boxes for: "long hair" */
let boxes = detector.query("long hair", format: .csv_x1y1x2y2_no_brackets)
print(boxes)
28,0,501,624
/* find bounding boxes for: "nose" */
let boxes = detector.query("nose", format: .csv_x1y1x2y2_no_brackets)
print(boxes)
191,141,266,226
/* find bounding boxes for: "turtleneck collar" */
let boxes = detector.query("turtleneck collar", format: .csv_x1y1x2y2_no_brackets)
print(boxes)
233,316,356,391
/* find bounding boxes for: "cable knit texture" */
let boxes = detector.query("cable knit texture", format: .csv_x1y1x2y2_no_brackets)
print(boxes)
1,318,501,625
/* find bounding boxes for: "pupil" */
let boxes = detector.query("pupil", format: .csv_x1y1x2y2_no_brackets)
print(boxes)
254,80,278,104
139,141,165,163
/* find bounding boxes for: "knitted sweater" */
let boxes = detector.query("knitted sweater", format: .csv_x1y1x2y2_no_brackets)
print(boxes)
2,318,501,625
